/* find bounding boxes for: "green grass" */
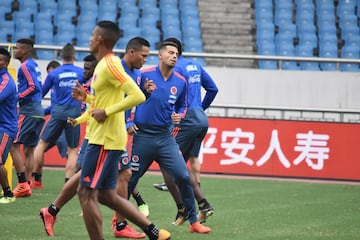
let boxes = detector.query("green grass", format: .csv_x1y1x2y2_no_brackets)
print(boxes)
1,169,360,240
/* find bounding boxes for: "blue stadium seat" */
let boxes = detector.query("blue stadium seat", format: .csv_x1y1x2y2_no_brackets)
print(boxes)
255,5,273,24
256,22,275,46
319,48,338,71
99,0,115,12
340,45,360,71
38,0,58,13
298,32,318,48
275,7,293,26
139,0,157,9
118,0,137,8
58,0,77,14
255,0,273,8
37,50,56,60
79,2,99,16
296,44,319,71
36,31,54,45
276,44,299,70
98,11,118,22
55,33,74,47
341,25,360,41
145,55,159,65
0,20,15,42
18,1,38,12
257,44,278,69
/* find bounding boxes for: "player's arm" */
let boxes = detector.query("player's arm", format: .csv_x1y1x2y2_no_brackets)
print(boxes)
200,67,218,110
105,79,145,116
68,110,91,126
41,73,53,98
18,65,36,98
72,80,94,104
0,75,15,101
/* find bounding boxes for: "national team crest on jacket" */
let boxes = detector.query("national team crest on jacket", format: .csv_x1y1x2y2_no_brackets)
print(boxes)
132,155,139,163
136,76,141,86
122,156,129,165
170,86,177,95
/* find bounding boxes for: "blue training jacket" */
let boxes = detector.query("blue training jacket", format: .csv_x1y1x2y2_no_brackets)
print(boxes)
134,66,187,129
0,68,18,138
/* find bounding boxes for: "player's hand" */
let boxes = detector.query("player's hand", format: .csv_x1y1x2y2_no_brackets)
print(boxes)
91,109,107,123
171,112,181,124
144,79,155,93
67,117,77,127
72,80,86,101
127,124,138,135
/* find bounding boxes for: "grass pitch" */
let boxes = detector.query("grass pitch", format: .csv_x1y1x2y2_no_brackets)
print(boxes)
1,169,360,240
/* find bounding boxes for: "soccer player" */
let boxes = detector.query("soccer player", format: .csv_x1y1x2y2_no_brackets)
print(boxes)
0,48,17,204
72,21,170,240
39,55,98,237
127,40,212,234
42,60,68,161
10,38,44,198
155,37,218,224
32,43,84,188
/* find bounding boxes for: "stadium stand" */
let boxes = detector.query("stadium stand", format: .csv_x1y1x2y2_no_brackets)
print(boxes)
0,0,358,71
254,0,359,71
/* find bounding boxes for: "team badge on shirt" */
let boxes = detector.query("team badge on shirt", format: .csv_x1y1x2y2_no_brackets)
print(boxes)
170,86,177,95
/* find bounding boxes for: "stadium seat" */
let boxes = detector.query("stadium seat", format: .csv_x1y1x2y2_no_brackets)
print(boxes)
340,45,360,72
18,1,38,12
139,0,157,9
276,44,299,70
319,48,338,71
37,50,56,60
257,44,278,69
298,32,318,48
98,0,115,12
98,11,118,22
58,0,77,14
0,21,15,42
274,7,293,26
79,2,99,16
296,44,319,70
38,0,57,13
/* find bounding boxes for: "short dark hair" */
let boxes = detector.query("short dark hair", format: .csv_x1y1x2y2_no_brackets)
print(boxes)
61,43,75,61
46,60,60,71
0,48,11,63
97,20,120,48
164,37,182,55
16,38,34,48
158,41,179,51
126,37,150,52
83,54,97,62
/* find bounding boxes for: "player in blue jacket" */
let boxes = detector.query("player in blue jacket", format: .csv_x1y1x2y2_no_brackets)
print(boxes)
127,40,212,234
32,43,84,188
0,48,18,203
154,38,218,224
11,38,45,198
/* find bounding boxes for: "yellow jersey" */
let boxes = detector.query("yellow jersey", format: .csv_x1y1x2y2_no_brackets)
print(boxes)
85,53,145,150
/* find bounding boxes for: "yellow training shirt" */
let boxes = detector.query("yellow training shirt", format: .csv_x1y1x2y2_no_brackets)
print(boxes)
85,53,145,150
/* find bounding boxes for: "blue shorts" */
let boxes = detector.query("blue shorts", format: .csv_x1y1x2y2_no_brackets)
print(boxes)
173,125,208,161
41,117,80,148
44,130,68,158
14,114,44,147
0,133,14,165
118,149,131,171
76,139,130,172
80,144,123,190
76,138,89,168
